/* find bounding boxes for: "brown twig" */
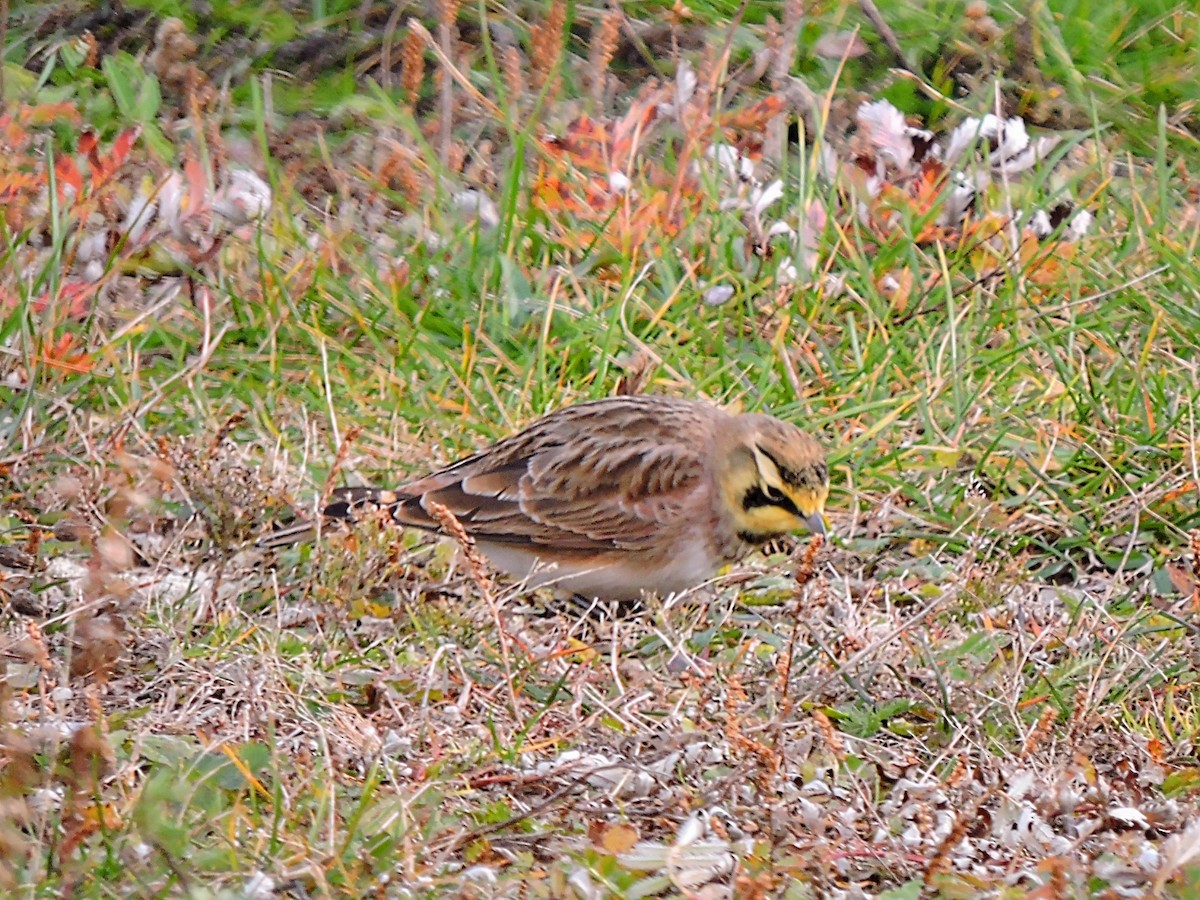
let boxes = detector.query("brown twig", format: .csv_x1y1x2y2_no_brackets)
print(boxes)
1020,705,1059,759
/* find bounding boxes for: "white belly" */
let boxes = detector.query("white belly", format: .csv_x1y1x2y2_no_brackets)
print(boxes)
478,539,722,601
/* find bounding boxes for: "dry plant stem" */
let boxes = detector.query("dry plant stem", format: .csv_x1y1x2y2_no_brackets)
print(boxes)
437,5,455,166
444,762,628,854
424,500,520,716
791,587,950,707
780,535,822,691
0,0,8,102
380,4,404,93
1192,530,1200,611
407,20,503,120
765,0,804,164
132,294,230,420
399,27,426,106
208,413,246,458
531,0,567,94
319,425,362,514
664,0,751,223
858,0,915,73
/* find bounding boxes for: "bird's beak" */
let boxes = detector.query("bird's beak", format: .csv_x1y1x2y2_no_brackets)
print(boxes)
803,510,828,537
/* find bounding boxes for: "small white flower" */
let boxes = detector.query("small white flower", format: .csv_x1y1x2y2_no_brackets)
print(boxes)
702,284,735,306
776,256,799,284
156,172,185,236
568,869,600,900
749,179,784,217
676,813,707,848
1109,806,1150,829
76,229,108,265
675,60,697,112
243,872,275,899
856,99,914,169
123,190,157,245
944,114,999,166
452,190,499,229
1067,208,1093,240
213,168,272,225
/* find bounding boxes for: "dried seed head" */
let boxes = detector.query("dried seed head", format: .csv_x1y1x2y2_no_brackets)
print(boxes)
587,8,623,105
1021,705,1059,759
502,46,526,104
812,708,845,761
531,0,567,92
400,28,426,103
437,0,463,29
445,141,467,175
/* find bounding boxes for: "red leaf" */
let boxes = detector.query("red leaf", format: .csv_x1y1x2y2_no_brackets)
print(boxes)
105,127,140,177
89,126,140,187
77,130,99,156
32,281,98,318
54,156,84,200
184,155,209,214
79,130,105,184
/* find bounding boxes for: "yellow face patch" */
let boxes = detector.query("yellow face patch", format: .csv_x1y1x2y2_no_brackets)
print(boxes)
738,502,806,537
733,485,828,541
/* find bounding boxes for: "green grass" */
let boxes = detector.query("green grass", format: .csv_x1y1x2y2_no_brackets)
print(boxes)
2,0,1200,895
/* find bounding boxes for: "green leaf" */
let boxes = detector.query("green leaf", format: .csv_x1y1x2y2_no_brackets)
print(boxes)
878,880,923,900
102,54,140,120
133,770,192,857
102,53,161,125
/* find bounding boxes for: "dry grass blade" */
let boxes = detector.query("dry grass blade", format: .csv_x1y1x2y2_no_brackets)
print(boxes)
424,499,521,714
406,19,503,120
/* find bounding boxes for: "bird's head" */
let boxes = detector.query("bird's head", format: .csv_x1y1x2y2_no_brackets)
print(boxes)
720,415,829,543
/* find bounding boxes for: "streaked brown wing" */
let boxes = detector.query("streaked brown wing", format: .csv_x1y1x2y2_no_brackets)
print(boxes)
348,398,715,552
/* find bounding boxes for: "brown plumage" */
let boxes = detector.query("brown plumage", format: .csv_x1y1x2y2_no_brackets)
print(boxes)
259,396,829,601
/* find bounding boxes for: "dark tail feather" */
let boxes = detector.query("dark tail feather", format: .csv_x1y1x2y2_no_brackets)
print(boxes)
256,486,402,549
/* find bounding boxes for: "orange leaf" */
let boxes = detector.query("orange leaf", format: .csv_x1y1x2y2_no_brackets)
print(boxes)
609,89,667,168
41,335,94,373
718,93,787,131
598,822,639,853
544,116,613,174
1164,563,1195,596
0,115,30,149
25,101,82,126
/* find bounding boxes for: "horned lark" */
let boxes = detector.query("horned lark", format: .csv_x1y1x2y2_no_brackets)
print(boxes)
260,396,829,601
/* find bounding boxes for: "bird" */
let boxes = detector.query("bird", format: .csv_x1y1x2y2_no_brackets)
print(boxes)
258,395,829,602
